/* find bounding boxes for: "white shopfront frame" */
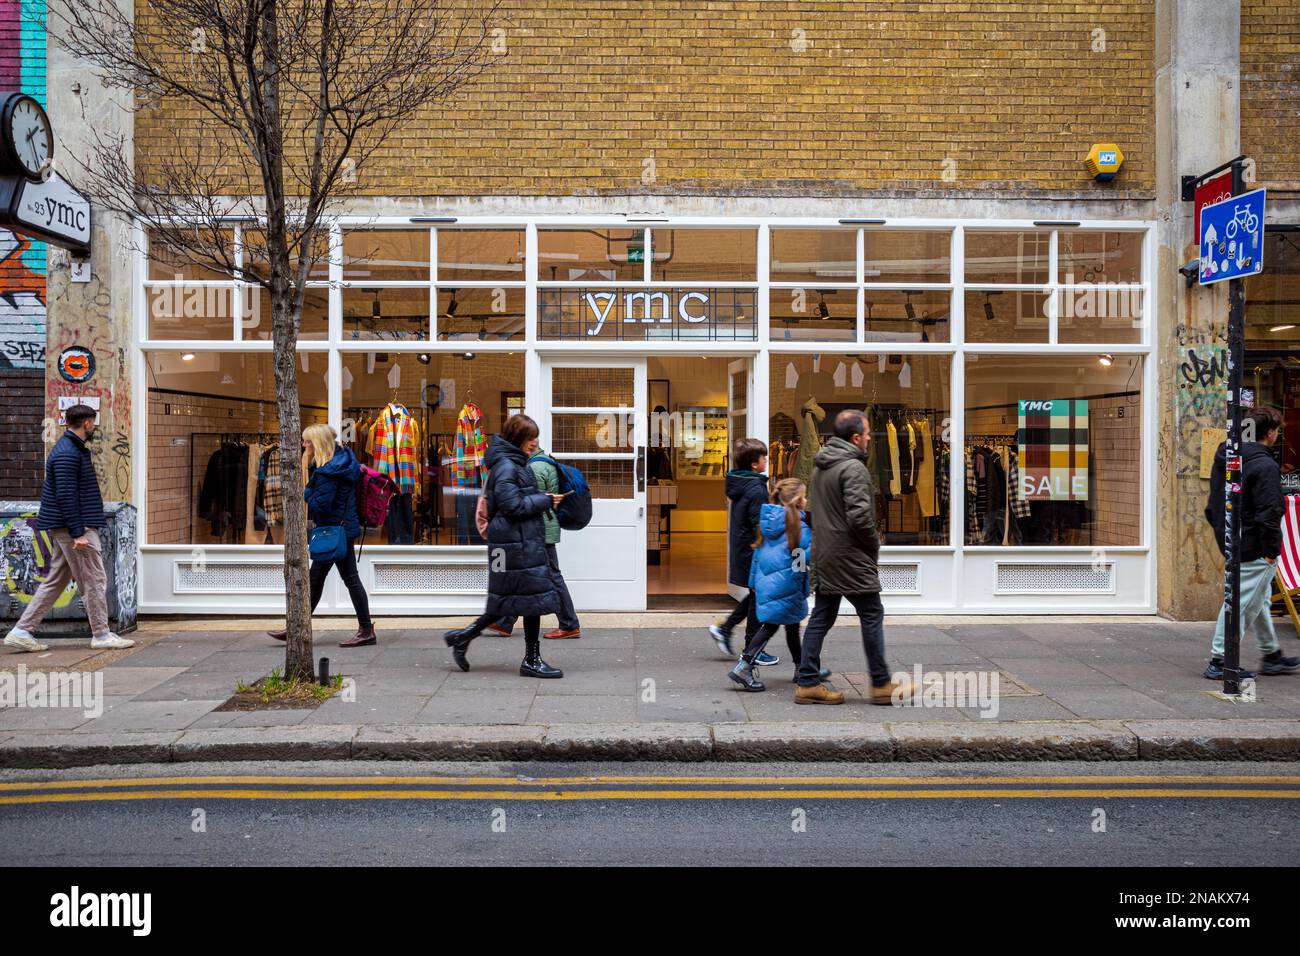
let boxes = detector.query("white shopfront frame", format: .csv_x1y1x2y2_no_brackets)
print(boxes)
133,214,1157,615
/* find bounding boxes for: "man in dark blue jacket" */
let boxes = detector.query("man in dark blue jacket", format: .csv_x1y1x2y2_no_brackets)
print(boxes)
1204,406,1300,679
4,404,133,652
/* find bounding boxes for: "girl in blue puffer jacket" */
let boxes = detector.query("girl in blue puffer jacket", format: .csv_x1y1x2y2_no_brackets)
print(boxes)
729,479,814,693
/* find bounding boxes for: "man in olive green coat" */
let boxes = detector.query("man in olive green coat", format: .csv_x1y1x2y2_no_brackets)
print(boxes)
795,409,913,706
488,448,582,639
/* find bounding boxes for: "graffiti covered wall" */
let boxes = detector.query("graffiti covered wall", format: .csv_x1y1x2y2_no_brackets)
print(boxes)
0,0,45,498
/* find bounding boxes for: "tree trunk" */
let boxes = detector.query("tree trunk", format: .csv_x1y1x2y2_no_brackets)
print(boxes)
271,278,314,682
259,0,314,683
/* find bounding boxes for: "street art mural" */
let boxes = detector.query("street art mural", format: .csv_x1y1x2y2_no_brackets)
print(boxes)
0,0,46,370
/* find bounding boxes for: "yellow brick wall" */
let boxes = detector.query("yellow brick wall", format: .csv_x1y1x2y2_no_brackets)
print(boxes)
1242,1,1300,187
135,0,1156,195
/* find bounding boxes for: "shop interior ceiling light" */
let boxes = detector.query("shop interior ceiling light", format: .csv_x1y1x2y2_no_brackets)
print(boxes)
1099,353,1114,367
181,352,195,361
1272,325,1296,333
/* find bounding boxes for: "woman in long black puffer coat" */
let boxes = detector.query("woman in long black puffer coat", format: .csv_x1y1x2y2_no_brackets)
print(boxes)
443,414,566,678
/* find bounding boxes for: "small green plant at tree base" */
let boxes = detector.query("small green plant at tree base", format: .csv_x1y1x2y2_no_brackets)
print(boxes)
234,667,343,705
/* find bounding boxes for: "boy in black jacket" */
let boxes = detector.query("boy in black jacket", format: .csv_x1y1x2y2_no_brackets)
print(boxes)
1204,407,1299,678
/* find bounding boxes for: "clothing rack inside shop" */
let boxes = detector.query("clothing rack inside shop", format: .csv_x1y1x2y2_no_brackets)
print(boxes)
189,430,281,544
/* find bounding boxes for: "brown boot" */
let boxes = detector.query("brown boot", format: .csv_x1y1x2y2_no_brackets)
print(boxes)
870,678,915,706
267,628,287,641
339,624,376,648
543,627,581,639
487,623,513,636
795,682,844,705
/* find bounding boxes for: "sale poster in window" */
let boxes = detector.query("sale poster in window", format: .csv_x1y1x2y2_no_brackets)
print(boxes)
1017,399,1089,501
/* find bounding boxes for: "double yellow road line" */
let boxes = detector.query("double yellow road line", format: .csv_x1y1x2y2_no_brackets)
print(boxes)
0,774,1297,805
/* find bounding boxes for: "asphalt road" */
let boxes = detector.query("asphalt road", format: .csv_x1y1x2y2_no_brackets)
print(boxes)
2,761,1296,866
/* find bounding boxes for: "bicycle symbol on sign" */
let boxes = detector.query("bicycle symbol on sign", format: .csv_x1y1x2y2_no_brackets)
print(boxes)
1225,203,1260,241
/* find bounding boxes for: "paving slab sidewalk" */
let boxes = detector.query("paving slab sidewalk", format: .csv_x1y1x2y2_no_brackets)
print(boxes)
2,617,1299,766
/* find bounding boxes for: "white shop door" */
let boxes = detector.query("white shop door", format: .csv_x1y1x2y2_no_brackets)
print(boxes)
726,357,754,600
542,358,647,610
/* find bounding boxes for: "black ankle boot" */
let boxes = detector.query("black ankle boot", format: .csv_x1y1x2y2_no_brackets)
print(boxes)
520,637,563,679
443,626,479,672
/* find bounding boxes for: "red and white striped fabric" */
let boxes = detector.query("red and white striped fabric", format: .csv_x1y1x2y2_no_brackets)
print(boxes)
1278,495,1300,592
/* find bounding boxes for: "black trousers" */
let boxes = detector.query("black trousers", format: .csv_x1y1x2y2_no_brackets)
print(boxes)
720,589,759,643
741,621,803,665
796,591,891,688
309,540,372,627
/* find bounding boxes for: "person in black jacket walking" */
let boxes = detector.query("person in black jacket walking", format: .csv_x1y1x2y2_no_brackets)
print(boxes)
1204,406,1300,679
267,424,375,648
443,414,567,678
5,404,133,652
707,438,772,660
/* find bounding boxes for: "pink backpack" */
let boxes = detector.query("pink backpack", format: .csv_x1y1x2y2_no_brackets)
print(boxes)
356,465,397,530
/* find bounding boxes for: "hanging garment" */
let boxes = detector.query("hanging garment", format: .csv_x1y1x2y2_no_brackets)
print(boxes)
453,401,487,488
833,362,847,387
916,420,937,518
851,362,864,389
965,449,980,540
373,403,421,494
1007,443,1032,519
243,443,263,543
256,446,283,532
792,396,825,487
785,362,799,390
198,442,249,539
901,423,917,494
886,420,901,497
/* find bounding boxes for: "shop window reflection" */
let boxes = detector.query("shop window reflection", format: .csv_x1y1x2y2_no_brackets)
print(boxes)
144,351,327,545
341,351,525,546
964,354,1142,547
769,352,951,545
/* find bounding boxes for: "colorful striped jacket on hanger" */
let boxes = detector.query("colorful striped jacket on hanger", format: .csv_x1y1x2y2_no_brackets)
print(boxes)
453,401,487,487
373,402,420,493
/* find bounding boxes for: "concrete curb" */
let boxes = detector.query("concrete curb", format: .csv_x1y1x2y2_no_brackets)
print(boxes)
1,720,1298,769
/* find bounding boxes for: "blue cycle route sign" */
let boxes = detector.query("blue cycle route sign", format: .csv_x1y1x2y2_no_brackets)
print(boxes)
1199,187,1266,286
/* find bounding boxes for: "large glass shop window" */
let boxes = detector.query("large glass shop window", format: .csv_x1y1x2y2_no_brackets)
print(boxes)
963,354,1143,547
538,227,758,341
340,351,525,545
145,351,328,545
768,352,952,545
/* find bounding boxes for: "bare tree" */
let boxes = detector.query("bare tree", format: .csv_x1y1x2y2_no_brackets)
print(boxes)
53,0,500,680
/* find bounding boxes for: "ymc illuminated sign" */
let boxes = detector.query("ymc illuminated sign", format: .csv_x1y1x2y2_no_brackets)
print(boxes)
538,288,757,342
584,290,710,335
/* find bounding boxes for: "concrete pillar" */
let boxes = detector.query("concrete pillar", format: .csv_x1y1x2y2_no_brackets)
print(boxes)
1155,0,1240,619
44,0,135,505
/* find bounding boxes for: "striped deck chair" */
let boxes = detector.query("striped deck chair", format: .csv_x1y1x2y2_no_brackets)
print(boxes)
1272,494,1300,635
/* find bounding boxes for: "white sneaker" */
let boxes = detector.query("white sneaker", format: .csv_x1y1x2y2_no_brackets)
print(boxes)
4,628,48,652
90,633,134,650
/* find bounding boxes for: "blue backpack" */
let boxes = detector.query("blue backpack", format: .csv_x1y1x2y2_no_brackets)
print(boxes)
532,455,593,531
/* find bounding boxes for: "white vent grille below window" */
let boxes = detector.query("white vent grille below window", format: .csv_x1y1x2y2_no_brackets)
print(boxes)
174,562,285,593
878,563,920,593
373,563,487,593
996,562,1114,594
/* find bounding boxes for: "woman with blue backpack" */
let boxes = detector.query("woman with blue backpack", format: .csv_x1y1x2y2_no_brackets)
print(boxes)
268,423,375,648
443,414,568,678
729,478,826,692
485,443,582,640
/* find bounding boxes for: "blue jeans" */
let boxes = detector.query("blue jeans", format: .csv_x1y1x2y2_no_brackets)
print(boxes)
1212,557,1281,658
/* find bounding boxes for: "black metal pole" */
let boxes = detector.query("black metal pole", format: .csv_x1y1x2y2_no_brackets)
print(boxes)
1222,159,1246,696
